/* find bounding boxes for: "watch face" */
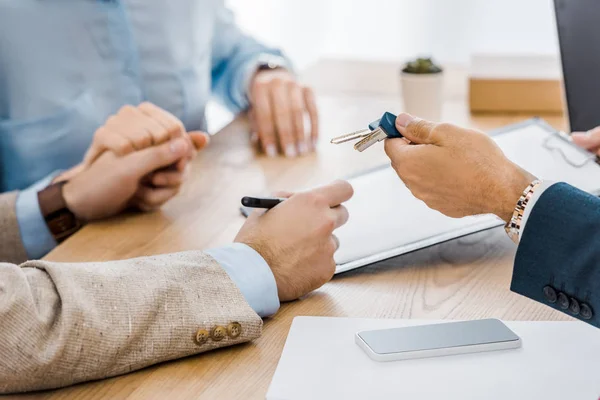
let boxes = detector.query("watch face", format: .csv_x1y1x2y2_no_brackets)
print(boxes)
258,61,282,72
48,210,83,243
257,55,287,72
38,182,83,243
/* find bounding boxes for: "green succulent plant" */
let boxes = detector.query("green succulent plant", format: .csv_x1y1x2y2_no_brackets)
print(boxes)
402,57,443,74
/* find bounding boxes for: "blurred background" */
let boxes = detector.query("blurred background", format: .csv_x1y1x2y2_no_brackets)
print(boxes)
228,0,558,69
208,0,561,131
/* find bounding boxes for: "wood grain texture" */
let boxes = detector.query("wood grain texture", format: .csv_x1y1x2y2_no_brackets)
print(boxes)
7,93,570,400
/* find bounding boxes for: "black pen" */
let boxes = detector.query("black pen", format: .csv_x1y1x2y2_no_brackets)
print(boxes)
241,196,285,210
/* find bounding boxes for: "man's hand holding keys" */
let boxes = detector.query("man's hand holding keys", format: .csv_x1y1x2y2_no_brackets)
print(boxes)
384,113,536,222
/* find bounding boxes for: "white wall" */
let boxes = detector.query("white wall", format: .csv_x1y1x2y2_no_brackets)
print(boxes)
227,0,559,68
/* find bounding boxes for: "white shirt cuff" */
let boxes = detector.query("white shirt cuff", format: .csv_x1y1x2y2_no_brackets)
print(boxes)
205,243,280,318
520,181,559,235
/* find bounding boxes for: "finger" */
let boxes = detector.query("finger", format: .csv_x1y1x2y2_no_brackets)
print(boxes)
395,113,441,145
289,85,308,154
189,131,210,150
329,205,349,229
134,186,180,209
270,82,296,157
126,137,190,177
310,179,354,207
116,106,156,150
331,234,340,251
303,87,319,150
572,127,600,150
150,169,188,187
138,102,186,140
140,112,172,146
384,136,412,162
83,128,136,165
55,163,85,182
174,158,188,172
248,110,260,146
251,85,277,157
271,190,294,199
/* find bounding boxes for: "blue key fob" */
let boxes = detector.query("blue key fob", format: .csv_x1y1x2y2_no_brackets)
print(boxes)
368,112,403,138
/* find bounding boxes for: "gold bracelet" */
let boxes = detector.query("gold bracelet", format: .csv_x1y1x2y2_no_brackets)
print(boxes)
504,180,541,244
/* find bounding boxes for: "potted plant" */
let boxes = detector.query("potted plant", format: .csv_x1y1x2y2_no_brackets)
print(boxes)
400,57,444,121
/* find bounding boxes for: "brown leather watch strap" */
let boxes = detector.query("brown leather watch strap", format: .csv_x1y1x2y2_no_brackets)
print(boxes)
37,181,83,243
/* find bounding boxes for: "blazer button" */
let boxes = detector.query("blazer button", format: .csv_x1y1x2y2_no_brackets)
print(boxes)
580,303,594,320
568,297,580,315
195,329,209,346
227,322,242,339
211,326,227,341
557,292,570,310
543,286,557,303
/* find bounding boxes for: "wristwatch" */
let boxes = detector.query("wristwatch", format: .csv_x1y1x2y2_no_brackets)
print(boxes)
504,180,541,244
256,54,288,72
37,181,83,243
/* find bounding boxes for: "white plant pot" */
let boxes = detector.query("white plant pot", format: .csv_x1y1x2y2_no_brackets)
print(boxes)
400,72,444,122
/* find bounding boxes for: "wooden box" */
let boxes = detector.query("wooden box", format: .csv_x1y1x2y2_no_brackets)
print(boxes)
469,54,564,114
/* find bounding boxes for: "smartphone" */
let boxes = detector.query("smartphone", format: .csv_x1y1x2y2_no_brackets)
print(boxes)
355,319,521,362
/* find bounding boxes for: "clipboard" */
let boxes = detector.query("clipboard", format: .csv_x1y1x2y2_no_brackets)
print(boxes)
242,118,600,274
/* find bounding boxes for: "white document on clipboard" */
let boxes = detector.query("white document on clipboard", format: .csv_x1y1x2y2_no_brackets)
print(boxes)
334,118,600,273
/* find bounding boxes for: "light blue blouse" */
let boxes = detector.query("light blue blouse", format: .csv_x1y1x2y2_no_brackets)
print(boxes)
0,0,284,259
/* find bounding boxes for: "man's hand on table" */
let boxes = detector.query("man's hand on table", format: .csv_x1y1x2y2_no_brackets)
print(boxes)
384,114,536,222
248,69,319,158
234,180,353,302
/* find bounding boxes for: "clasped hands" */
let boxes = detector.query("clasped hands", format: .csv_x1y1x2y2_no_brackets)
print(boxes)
57,102,209,221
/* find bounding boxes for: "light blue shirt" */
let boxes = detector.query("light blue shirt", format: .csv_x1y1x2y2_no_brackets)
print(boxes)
206,243,280,318
0,0,286,259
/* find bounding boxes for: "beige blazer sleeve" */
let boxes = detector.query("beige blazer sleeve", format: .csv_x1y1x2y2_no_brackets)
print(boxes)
0,192,28,264
0,193,263,394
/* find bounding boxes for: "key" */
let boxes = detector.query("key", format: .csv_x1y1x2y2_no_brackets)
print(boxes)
355,112,402,152
354,128,388,152
330,112,403,152
330,128,371,144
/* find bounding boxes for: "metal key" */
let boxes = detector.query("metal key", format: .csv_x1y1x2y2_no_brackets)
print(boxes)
330,129,371,144
354,127,389,152
330,112,403,152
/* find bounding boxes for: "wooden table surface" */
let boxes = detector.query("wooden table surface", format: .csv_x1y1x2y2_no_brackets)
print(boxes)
10,93,572,400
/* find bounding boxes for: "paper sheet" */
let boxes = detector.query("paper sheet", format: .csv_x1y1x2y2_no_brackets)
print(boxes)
267,317,600,400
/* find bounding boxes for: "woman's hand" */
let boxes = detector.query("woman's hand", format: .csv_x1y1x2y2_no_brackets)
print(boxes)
79,102,209,211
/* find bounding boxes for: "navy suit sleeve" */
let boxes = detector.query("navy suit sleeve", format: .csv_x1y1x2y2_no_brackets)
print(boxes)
512,183,599,327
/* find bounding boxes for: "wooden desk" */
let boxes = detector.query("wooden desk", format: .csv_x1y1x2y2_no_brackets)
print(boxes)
14,94,571,400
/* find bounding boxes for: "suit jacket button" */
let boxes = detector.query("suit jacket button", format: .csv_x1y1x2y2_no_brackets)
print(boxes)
557,292,570,310
211,326,227,341
195,329,209,346
227,322,242,339
568,297,580,315
580,303,594,320
543,286,557,303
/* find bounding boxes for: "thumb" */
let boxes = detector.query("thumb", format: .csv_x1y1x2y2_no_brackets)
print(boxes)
395,113,441,145
189,131,210,150
572,128,600,150
126,137,189,177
